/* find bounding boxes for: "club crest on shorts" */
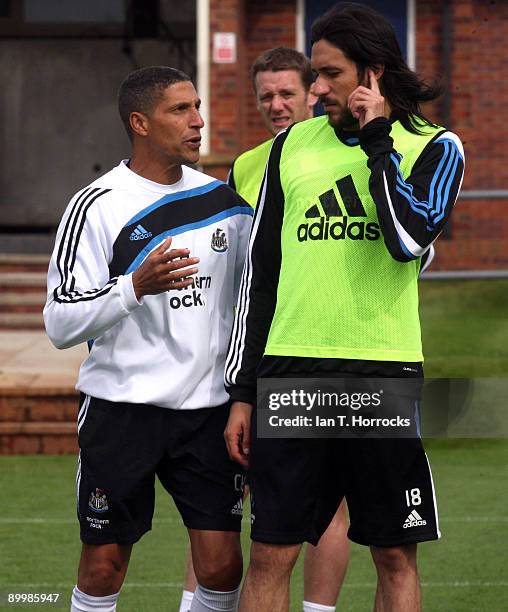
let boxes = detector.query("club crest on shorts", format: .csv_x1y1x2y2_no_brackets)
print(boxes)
88,488,109,513
211,228,228,252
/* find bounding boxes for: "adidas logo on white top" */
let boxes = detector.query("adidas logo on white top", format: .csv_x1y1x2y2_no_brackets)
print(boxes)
403,509,427,529
230,499,243,516
129,224,153,241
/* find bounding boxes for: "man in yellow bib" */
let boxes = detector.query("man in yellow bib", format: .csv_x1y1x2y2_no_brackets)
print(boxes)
230,47,351,612
180,47,350,612
225,3,464,611
228,48,315,205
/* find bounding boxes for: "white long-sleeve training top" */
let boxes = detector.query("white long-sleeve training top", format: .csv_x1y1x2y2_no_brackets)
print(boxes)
44,160,253,409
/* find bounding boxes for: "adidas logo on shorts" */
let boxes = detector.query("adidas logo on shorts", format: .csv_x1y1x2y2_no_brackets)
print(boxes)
230,499,243,516
403,509,427,529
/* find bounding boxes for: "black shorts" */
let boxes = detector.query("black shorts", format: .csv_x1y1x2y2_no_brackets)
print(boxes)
77,395,244,545
249,376,440,548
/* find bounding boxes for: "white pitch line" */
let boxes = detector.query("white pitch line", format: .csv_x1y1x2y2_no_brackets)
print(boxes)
344,582,508,589
2,582,507,590
0,583,181,589
439,517,508,522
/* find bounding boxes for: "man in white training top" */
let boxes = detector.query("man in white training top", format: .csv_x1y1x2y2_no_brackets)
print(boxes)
44,66,252,612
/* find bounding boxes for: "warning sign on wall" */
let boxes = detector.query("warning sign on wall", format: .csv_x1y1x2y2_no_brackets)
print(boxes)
213,32,236,63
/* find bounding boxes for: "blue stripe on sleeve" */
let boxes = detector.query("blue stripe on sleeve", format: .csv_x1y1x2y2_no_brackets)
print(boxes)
430,142,455,219
434,136,464,160
432,148,460,225
390,137,462,231
428,142,452,215
397,235,418,260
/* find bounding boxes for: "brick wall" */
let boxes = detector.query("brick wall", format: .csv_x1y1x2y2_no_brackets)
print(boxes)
202,0,246,179
0,389,78,454
244,0,296,150
203,0,295,179
416,0,508,270
205,0,508,270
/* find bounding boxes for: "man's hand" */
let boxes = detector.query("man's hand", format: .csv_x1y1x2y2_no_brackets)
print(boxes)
224,401,253,468
348,69,386,129
132,237,200,301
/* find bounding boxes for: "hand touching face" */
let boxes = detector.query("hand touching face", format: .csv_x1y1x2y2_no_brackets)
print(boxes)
311,39,387,130
347,69,386,129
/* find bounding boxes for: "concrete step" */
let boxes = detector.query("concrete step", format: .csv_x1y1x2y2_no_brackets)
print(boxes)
0,272,47,289
0,273,47,327
0,253,50,273
0,312,44,329
0,292,46,313
0,292,46,304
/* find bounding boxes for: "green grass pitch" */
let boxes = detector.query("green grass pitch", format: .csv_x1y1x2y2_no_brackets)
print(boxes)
0,280,507,611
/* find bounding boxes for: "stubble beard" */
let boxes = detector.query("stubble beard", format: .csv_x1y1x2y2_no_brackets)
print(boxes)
327,105,359,131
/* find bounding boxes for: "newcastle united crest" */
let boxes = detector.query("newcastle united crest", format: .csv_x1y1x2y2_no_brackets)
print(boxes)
88,488,109,513
211,228,228,252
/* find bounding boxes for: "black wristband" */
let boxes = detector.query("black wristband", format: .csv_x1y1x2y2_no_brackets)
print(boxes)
226,384,256,405
359,117,394,157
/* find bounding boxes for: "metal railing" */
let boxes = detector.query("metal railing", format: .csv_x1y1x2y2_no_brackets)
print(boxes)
459,190,508,200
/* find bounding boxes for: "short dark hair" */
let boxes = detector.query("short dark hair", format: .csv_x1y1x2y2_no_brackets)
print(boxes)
118,65,191,140
311,2,442,133
251,47,313,93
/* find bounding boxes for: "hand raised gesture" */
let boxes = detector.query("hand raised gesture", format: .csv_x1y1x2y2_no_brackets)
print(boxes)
132,237,200,300
347,69,386,129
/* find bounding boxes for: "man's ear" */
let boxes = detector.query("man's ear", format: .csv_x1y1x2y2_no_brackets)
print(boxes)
371,65,385,81
129,111,149,138
307,91,319,117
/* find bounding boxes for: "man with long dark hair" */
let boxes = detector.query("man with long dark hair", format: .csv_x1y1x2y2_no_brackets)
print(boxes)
182,48,350,612
230,48,351,612
224,3,464,611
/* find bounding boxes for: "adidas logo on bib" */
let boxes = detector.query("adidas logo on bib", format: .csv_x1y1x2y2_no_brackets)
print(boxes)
297,176,380,242
403,509,427,529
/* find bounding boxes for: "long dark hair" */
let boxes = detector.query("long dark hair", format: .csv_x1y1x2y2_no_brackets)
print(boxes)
311,2,442,134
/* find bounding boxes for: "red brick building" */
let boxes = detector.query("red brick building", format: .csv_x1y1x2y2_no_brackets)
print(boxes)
0,1,505,271
201,0,508,271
